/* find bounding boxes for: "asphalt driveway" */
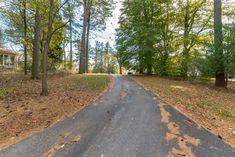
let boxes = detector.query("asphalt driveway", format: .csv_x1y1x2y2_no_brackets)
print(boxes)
0,75,234,157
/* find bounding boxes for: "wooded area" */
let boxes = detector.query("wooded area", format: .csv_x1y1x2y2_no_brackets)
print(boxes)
0,0,115,96
0,0,234,95
116,0,235,87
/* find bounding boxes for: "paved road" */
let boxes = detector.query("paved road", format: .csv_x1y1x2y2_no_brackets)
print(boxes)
0,75,235,157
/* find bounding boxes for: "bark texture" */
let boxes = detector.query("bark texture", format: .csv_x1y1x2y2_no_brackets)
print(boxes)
41,0,54,96
79,1,88,74
214,0,226,87
32,6,41,79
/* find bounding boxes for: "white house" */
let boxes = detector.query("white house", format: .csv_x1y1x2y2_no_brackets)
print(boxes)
0,48,18,69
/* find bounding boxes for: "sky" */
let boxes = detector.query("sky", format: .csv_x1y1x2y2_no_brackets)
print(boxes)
89,0,122,50
0,0,123,53
1,0,235,52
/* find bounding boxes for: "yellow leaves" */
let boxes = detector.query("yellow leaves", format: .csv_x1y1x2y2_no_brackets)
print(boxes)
19,39,30,47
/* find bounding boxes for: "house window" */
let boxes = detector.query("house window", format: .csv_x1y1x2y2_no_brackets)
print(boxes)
4,55,9,65
10,56,14,66
0,55,3,65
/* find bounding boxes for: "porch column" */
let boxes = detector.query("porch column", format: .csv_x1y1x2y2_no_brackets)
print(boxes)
0,55,3,65
16,56,18,68
3,55,4,66
8,55,10,66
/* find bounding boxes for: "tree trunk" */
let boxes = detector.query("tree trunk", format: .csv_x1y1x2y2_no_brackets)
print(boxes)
94,41,98,69
85,12,91,73
63,42,66,73
138,48,144,74
215,73,226,87
214,0,226,87
161,1,170,76
147,64,152,75
146,44,153,75
181,1,190,78
79,2,88,74
32,6,41,79
139,68,144,74
69,2,73,70
41,0,54,96
225,73,228,86
119,64,122,75
23,0,27,75
181,49,190,78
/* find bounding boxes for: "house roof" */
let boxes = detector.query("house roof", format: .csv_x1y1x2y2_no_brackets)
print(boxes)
0,48,18,55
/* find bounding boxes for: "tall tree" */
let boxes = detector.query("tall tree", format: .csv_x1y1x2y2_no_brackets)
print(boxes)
85,9,91,73
79,0,113,74
68,1,73,70
116,0,214,78
176,0,211,78
214,0,226,87
116,0,160,75
41,0,55,96
61,0,77,71
223,6,235,83
32,4,41,79
79,0,88,74
41,0,69,96
22,0,28,75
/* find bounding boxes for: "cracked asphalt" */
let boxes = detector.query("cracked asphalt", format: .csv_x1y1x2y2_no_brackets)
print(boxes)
0,75,235,157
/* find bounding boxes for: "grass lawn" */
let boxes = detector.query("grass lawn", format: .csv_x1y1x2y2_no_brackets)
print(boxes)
131,75,235,147
0,73,110,149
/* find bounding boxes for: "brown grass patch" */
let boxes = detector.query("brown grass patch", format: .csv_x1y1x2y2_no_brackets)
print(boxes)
0,73,110,149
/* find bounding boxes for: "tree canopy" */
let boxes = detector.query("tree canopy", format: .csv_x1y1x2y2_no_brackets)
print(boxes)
115,0,235,87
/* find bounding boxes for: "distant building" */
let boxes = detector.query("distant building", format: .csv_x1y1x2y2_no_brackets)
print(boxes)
0,48,18,69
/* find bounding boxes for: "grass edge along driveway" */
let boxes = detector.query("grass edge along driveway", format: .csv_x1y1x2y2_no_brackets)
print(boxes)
131,75,235,148
0,74,111,149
